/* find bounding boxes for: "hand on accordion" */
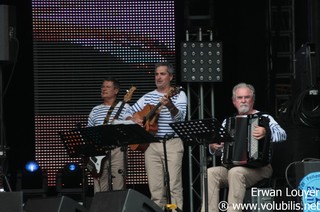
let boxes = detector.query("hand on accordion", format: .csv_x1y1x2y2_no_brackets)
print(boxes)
209,142,224,151
252,125,266,140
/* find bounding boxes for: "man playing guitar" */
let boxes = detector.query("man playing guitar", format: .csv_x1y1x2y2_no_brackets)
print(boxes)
123,62,187,211
87,77,132,193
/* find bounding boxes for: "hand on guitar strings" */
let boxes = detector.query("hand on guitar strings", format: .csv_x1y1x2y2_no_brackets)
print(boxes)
159,95,175,110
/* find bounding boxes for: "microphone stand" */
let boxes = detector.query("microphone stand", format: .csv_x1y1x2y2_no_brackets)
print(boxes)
169,118,231,212
107,149,113,191
120,145,128,189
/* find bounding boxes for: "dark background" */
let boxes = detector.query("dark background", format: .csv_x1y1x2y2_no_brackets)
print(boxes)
1,0,35,172
1,0,320,210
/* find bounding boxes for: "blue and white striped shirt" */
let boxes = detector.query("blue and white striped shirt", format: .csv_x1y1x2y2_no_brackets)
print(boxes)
87,101,130,127
123,89,187,138
211,112,287,158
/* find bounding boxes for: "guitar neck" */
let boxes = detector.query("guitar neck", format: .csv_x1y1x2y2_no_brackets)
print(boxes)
112,86,136,121
142,87,180,125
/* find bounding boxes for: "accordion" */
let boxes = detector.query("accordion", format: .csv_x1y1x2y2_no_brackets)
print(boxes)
222,114,271,168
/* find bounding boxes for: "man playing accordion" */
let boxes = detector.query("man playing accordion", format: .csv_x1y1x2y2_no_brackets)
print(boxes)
201,82,287,212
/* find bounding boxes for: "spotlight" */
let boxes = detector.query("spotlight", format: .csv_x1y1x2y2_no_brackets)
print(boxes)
58,163,82,188
16,160,48,200
56,162,88,203
25,161,39,173
180,41,223,82
56,163,81,190
67,163,77,172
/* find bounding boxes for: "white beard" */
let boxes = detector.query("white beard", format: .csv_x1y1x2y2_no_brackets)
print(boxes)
238,104,249,114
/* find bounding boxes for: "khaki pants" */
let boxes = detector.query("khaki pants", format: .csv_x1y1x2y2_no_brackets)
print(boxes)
145,138,184,211
93,147,125,193
201,164,272,212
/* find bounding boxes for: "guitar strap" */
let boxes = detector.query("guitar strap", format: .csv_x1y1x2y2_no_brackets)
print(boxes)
103,101,118,125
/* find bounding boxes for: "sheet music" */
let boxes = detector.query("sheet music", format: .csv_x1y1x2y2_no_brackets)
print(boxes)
111,119,135,125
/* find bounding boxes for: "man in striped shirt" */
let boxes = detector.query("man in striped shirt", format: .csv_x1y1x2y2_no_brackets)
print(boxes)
124,62,187,211
201,82,287,212
87,77,130,193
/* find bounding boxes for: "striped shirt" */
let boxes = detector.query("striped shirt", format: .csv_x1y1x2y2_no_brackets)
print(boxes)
123,89,187,138
87,101,130,127
212,111,287,160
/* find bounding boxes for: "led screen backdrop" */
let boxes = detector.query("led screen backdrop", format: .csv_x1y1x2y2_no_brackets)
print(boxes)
32,0,176,186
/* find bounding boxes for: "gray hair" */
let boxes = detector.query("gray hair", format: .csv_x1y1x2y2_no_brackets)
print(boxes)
232,82,255,101
154,62,175,75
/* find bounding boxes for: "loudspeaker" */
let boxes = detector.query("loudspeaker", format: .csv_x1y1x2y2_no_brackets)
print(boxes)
295,161,320,187
24,196,88,212
0,191,23,212
0,4,16,62
89,189,163,212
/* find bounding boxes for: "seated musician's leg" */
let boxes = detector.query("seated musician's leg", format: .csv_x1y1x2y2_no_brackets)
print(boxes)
227,164,273,212
201,166,228,212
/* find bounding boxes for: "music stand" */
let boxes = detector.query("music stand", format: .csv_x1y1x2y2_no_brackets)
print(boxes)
60,123,159,207
60,123,159,158
169,118,231,212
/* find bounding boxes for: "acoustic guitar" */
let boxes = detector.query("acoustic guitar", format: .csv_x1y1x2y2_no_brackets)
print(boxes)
86,86,136,178
129,86,181,151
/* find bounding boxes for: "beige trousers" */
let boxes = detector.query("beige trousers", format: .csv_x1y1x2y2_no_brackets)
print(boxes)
201,164,272,212
145,138,184,211
93,147,125,193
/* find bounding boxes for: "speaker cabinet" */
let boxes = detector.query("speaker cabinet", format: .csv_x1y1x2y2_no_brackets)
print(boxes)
295,161,320,187
0,191,23,212
24,196,88,212
89,189,163,212
0,4,16,62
